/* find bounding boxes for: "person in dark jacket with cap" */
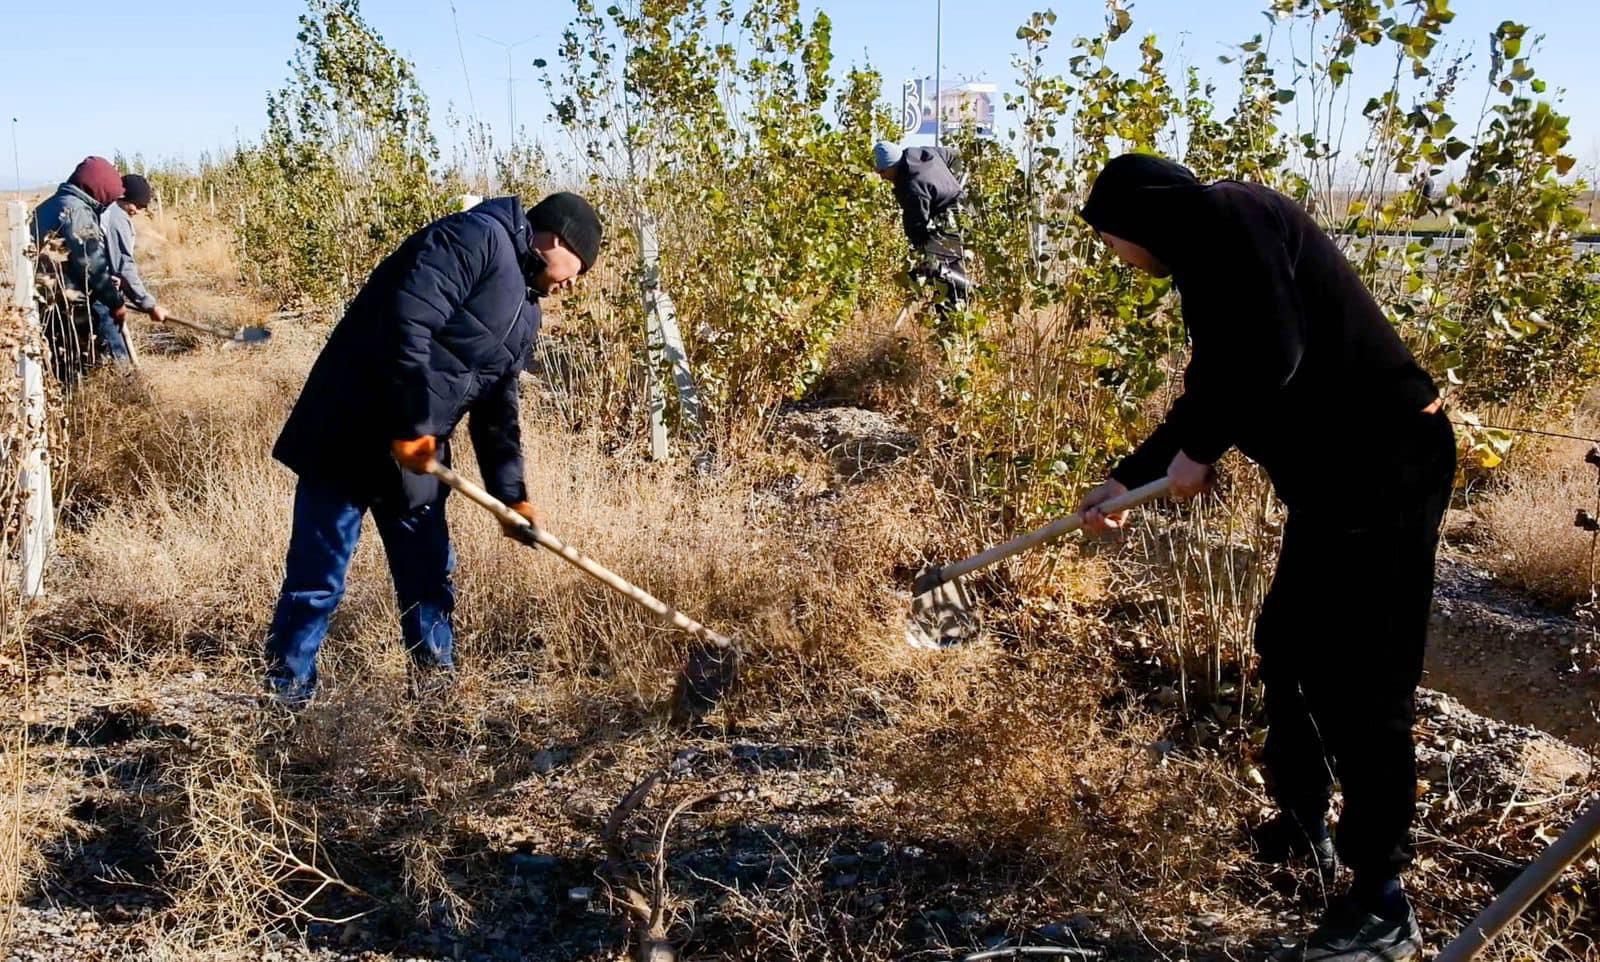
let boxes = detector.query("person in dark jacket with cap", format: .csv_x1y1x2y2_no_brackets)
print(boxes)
873,140,972,311
30,156,128,382
96,174,170,366
264,192,603,704
1075,154,1453,962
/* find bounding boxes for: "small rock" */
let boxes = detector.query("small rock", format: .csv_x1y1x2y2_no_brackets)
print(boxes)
670,749,700,775
567,886,593,903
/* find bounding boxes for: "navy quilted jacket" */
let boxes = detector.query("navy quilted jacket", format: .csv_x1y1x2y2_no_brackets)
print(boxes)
273,197,542,509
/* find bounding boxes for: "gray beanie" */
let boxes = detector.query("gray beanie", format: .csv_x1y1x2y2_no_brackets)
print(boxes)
873,141,904,172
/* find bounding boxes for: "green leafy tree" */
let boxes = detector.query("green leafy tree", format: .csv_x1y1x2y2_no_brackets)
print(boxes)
229,0,449,306
544,0,899,420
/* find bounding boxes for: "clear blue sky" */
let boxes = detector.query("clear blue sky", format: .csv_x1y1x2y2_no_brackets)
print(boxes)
3,1,1597,189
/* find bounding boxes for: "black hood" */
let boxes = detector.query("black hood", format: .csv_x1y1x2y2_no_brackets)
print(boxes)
1079,153,1207,273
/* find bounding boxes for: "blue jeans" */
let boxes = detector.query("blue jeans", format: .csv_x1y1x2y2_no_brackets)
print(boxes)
265,477,456,699
89,301,132,365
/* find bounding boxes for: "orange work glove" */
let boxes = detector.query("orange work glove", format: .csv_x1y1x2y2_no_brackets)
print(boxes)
503,500,547,538
502,499,547,537
391,435,438,473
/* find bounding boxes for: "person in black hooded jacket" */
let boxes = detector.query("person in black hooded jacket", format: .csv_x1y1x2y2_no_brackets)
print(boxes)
1076,154,1454,962
264,192,602,705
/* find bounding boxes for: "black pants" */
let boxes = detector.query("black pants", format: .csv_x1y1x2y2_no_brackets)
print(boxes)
1255,409,1455,885
914,233,970,330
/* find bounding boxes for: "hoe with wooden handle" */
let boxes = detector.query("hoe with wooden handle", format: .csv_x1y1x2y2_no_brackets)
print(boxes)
162,314,273,345
907,478,1172,648
424,460,738,725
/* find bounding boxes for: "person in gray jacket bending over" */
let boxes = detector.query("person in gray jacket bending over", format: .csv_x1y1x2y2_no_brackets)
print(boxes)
872,140,972,310
98,174,169,365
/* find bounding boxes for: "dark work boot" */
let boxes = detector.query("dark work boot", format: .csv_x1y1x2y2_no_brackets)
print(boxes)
1249,812,1339,880
1271,894,1422,962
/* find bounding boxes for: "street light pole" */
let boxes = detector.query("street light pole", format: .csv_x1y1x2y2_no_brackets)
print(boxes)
934,0,943,146
478,35,537,146
11,118,22,196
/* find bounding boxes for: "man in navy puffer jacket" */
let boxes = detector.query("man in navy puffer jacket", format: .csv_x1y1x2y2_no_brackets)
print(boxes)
265,192,602,704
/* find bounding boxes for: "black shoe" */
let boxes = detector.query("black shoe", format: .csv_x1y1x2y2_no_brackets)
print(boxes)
1249,814,1339,879
1272,897,1422,962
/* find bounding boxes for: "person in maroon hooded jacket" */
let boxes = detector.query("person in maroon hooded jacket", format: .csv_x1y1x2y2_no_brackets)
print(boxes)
30,156,128,383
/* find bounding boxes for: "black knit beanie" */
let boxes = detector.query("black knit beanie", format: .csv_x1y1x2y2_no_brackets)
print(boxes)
120,174,153,208
527,192,602,272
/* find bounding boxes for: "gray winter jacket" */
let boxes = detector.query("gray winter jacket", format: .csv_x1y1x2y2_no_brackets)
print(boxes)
892,146,962,248
30,183,126,312
100,203,157,312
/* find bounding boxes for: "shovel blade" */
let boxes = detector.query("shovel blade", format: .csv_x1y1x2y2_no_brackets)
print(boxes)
232,326,273,345
670,639,740,727
905,574,980,649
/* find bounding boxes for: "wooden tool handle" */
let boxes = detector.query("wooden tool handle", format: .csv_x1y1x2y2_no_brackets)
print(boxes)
424,461,734,650
931,478,1172,588
1436,796,1600,962
163,315,232,340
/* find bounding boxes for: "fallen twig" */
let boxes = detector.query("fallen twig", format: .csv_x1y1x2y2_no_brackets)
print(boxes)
600,769,731,962
963,949,1102,962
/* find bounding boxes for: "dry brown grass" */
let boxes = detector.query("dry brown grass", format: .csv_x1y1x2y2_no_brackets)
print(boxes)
872,643,1240,877
1479,432,1599,610
138,207,240,293
60,326,910,710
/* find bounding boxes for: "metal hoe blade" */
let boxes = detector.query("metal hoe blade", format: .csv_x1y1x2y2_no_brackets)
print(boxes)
903,479,1173,651
671,639,742,726
232,326,272,344
906,568,980,649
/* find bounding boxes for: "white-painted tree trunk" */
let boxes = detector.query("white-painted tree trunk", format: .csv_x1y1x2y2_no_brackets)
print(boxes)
8,199,53,600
